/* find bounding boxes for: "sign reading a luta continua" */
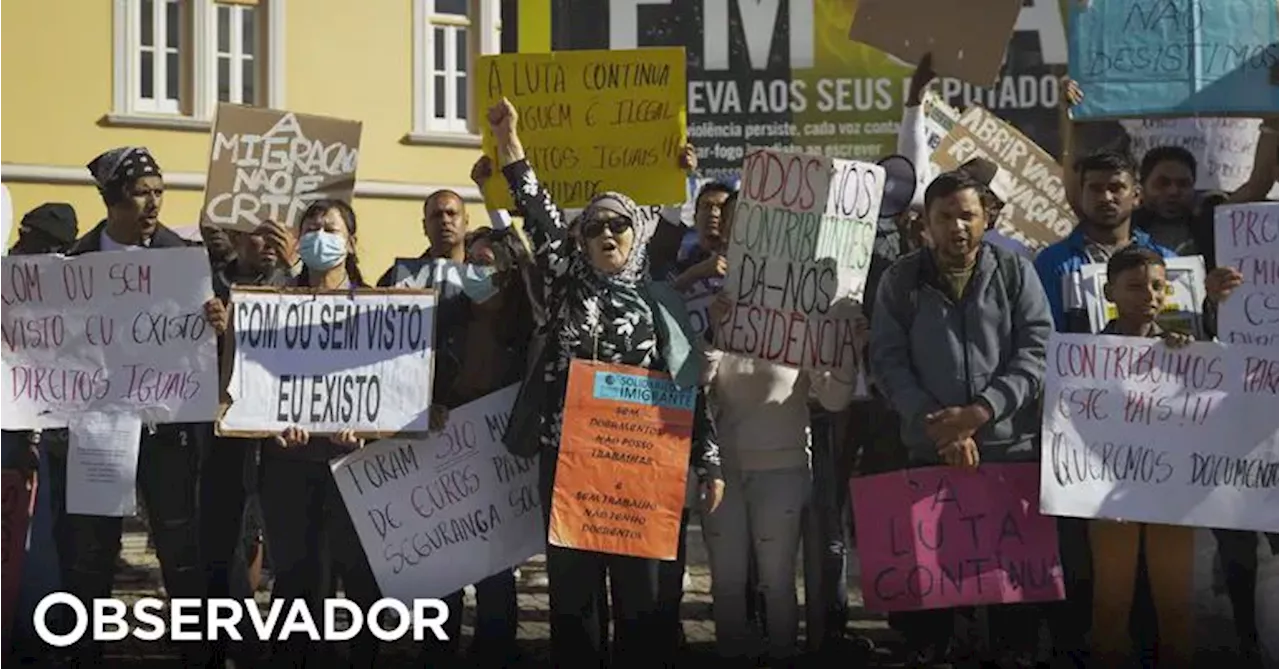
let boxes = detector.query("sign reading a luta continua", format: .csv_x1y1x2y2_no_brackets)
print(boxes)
219,288,437,437
202,104,362,232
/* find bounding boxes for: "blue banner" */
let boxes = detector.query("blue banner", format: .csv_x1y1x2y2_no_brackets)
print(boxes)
1068,0,1278,119
592,371,695,411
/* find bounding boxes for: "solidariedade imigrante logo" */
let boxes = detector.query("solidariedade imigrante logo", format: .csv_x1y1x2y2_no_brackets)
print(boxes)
33,593,451,645
595,372,695,410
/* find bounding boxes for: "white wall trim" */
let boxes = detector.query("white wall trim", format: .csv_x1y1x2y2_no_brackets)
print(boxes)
0,163,482,202
267,0,287,108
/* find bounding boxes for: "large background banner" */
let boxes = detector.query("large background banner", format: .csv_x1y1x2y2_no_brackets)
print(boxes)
1,248,218,429
501,0,1073,178
1041,333,1278,532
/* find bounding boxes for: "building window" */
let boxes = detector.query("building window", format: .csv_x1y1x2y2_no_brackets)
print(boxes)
113,0,285,124
413,0,500,139
214,1,260,104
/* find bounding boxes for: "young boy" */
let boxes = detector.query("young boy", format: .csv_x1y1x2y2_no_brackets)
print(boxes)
1091,246,1195,668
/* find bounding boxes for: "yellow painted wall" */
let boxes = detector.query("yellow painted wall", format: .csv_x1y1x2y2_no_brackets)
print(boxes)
1,0,490,275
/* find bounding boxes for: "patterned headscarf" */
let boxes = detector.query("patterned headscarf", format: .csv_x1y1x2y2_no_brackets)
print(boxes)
571,191,655,284
87,147,163,203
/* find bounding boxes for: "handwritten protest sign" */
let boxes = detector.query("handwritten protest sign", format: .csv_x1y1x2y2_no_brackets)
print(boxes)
1078,257,1207,337
1,249,218,430
721,148,883,383
477,47,687,210
1068,0,1280,119
2,470,34,653
1214,203,1279,348
1121,118,1279,194
1041,333,1278,533
683,279,719,339
219,288,436,437
202,104,362,232
933,105,1074,253
850,463,1064,613
549,361,693,560
333,385,542,600
847,0,1024,87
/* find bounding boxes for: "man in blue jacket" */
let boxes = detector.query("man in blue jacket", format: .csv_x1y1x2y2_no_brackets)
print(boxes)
871,163,1054,666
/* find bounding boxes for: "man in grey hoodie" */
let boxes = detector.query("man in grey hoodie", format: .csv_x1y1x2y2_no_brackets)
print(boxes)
869,165,1054,667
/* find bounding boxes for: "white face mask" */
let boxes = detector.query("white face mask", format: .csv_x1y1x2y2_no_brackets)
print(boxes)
298,230,347,271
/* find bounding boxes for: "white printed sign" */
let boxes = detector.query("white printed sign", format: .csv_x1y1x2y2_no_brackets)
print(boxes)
1214,203,1279,349
1041,333,1278,533
202,104,362,232
0,248,218,429
1121,118,1279,197
721,148,883,382
66,413,142,517
1079,256,1208,337
333,384,543,601
219,288,436,436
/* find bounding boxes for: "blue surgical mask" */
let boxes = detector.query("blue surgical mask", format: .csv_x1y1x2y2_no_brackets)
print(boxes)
298,230,347,271
437,260,499,304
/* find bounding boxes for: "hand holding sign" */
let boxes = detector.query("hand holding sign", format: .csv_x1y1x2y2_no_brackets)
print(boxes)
203,298,229,336
1204,266,1245,304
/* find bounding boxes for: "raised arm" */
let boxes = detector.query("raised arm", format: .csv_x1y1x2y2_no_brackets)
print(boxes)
488,99,572,274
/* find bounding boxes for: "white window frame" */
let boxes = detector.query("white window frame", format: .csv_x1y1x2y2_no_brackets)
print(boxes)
111,0,287,127
212,2,260,105
411,0,501,143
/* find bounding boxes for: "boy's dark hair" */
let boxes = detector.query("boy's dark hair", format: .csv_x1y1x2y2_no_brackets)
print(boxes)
695,181,736,209
1139,146,1197,183
1074,150,1139,182
1106,245,1166,282
922,169,1002,224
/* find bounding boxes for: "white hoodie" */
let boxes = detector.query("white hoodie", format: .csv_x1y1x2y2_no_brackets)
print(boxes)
702,350,854,471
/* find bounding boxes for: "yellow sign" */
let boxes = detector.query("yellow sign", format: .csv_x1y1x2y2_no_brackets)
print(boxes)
477,47,688,210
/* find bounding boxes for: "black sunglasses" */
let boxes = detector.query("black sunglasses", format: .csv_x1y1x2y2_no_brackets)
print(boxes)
580,217,633,239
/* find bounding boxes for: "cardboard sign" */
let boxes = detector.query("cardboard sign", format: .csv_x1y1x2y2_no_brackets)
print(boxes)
0,248,219,430
847,0,1024,87
1068,0,1280,119
932,105,1074,253
333,385,543,600
219,288,436,437
477,47,688,210
1040,333,1278,533
1214,203,1279,349
851,463,1065,613
720,148,883,383
202,104,362,232
2,470,34,653
548,360,693,560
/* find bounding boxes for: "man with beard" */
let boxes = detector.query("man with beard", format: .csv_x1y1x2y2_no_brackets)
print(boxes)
51,147,227,667
872,165,1052,668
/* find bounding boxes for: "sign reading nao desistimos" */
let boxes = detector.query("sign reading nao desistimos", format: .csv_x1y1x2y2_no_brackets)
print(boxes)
1040,333,1278,533
333,384,543,601
219,288,436,436
202,104,362,233
1,248,219,430
720,148,883,382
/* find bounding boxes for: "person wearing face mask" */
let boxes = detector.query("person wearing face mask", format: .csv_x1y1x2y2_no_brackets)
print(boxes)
47,147,228,667
418,226,538,668
258,199,381,669
489,98,724,669
871,168,1053,668
204,223,293,667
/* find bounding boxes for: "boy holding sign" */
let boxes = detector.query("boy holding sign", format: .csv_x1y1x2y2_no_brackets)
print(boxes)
1088,247,1198,667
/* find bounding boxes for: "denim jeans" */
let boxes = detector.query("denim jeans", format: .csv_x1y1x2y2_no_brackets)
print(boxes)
703,465,810,661
259,454,382,668
47,424,208,666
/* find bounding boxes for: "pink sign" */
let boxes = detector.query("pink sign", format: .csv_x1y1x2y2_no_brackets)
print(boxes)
851,463,1065,612
2,469,35,653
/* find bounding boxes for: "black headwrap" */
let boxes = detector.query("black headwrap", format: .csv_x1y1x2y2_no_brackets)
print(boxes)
87,147,163,204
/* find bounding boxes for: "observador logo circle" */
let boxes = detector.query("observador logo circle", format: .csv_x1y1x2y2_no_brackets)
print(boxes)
33,593,451,645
